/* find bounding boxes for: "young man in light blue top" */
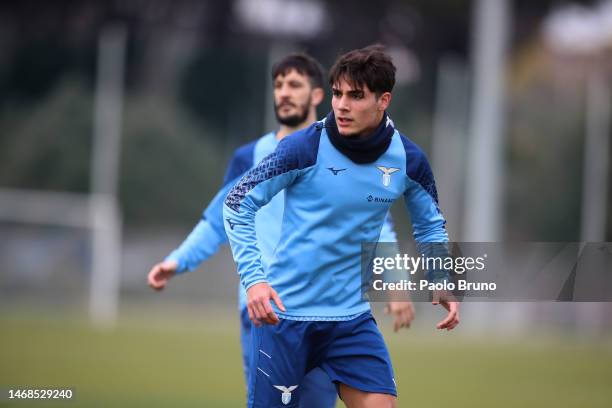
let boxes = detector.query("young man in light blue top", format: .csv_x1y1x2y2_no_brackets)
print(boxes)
223,45,459,408
148,53,413,407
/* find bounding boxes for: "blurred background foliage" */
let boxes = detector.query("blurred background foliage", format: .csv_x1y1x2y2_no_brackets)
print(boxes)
1,0,607,237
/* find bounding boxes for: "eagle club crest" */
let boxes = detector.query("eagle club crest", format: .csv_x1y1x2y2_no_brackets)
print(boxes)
273,385,298,405
377,166,400,187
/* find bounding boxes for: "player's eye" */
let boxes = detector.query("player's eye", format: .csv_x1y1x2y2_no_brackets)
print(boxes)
332,90,342,97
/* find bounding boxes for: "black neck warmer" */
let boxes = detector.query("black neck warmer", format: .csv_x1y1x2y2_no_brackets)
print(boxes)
320,111,395,164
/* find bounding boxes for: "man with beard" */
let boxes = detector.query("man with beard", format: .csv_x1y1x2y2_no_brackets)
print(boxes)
147,53,411,406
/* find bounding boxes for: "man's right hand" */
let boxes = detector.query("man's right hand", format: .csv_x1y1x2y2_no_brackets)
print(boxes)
246,282,286,327
432,290,460,331
147,260,178,291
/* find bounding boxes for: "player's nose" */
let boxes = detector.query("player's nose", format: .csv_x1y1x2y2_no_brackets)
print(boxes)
278,83,292,98
337,95,350,111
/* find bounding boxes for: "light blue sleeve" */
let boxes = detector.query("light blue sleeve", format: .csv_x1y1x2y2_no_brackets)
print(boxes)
404,179,450,283
401,135,449,245
223,150,303,291
165,183,231,273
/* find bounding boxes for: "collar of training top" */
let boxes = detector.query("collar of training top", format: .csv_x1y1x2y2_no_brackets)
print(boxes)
320,111,395,164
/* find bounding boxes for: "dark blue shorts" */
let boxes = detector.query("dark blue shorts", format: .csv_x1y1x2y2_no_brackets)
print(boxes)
239,308,337,407
247,312,396,407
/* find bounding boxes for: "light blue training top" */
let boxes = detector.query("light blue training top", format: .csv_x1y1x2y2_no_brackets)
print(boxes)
223,114,449,320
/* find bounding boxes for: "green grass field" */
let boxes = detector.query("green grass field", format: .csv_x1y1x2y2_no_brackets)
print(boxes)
1,306,611,407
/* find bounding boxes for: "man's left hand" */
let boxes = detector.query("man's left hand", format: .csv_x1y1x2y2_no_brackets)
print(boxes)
385,301,415,332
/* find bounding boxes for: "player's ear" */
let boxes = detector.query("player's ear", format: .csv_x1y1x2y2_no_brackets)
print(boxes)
377,92,392,111
311,87,325,107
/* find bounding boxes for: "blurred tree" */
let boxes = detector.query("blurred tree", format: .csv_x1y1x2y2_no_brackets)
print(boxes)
0,79,93,193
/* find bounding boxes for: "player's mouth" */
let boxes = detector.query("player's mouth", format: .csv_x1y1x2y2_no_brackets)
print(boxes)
336,117,353,127
278,102,295,109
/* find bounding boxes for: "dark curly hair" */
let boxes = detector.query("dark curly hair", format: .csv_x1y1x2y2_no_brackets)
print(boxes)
329,44,396,96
